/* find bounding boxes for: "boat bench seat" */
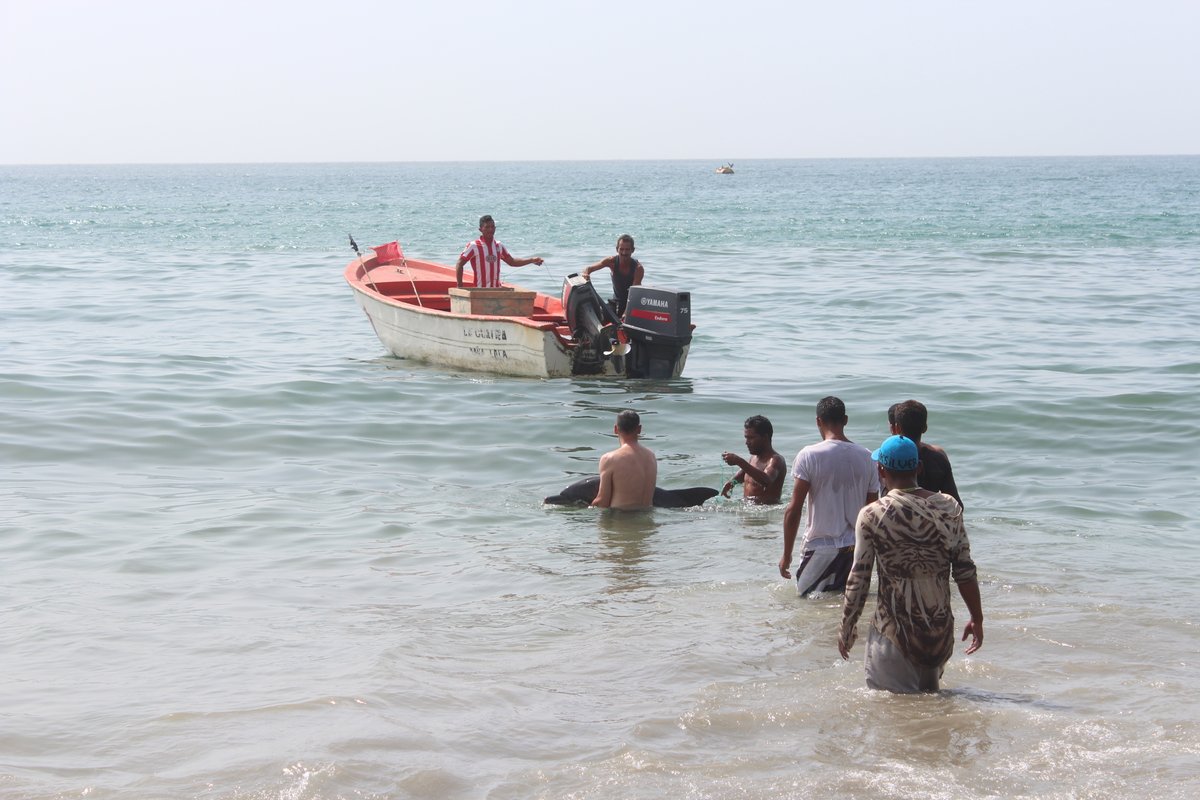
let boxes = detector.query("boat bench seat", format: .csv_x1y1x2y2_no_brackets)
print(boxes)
375,280,450,296
394,296,451,311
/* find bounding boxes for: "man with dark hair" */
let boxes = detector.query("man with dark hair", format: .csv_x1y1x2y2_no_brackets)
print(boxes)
455,214,545,288
890,399,962,509
721,415,786,504
582,234,644,317
780,397,879,596
591,410,657,511
838,434,983,692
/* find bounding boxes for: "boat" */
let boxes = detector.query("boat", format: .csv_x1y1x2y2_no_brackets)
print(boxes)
344,244,693,379
715,163,734,174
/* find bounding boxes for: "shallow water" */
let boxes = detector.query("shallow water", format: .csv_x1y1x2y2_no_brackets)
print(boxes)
2,158,1199,798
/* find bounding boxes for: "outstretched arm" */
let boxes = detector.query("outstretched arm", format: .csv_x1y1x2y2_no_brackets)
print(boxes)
722,452,781,490
502,251,544,268
581,256,613,280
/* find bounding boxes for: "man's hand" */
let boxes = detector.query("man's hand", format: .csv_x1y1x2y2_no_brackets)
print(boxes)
778,554,792,579
962,618,983,655
722,451,745,468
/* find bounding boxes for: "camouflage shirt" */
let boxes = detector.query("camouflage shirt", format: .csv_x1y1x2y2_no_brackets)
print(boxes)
839,490,977,668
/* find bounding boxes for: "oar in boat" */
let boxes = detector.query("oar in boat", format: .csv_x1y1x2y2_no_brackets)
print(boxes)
347,234,379,292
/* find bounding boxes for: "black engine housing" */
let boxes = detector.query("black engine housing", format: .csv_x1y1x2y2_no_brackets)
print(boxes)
562,275,691,379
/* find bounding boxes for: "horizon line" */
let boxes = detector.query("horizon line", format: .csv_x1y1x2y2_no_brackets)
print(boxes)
3,153,1198,168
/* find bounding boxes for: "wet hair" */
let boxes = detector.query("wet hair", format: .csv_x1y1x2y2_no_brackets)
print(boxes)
744,415,773,438
617,234,635,249
616,409,641,433
478,214,494,228
893,400,928,441
887,403,900,426
816,396,846,423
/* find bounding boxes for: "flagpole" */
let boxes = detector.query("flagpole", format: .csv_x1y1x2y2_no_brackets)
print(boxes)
394,248,423,308
348,234,378,293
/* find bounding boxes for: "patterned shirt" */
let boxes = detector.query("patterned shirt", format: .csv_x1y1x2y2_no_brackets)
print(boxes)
459,237,511,288
839,490,977,668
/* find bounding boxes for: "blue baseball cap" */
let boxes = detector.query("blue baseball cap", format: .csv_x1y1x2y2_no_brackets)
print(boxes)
872,435,919,471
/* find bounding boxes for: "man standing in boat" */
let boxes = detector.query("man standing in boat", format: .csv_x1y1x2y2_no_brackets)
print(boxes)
582,234,644,317
455,215,544,288
591,410,657,511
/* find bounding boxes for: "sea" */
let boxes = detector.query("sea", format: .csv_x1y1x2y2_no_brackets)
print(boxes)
2,157,1198,799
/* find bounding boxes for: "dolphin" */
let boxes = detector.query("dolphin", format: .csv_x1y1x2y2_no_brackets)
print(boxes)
543,475,718,508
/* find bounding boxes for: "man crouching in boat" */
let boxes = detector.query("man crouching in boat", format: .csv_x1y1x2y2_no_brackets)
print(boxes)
455,214,544,288
591,410,657,511
582,234,644,318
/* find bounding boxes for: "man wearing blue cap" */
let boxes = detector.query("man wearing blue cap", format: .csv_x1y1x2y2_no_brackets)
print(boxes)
838,435,984,693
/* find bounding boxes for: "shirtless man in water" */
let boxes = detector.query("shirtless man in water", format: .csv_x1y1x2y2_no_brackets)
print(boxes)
591,410,657,511
721,414,787,504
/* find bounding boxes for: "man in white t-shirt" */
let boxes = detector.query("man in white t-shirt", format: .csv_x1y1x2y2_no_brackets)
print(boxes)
454,214,544,288
779,396,879,596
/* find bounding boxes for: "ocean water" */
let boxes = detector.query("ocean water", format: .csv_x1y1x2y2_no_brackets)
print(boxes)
2,157,1198,799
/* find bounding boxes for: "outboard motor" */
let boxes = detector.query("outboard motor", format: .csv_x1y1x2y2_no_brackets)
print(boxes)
621,286,692,379
562,274,692,378
562,273,621,374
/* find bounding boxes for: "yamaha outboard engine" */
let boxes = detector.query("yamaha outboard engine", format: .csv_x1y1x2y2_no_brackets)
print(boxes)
562,274,621,374
562,274,692,378
621,286,692,379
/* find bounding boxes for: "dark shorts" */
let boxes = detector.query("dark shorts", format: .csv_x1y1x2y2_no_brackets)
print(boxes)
795,545,854,597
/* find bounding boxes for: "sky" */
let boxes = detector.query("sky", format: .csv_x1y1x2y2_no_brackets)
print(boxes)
2,0,1197,164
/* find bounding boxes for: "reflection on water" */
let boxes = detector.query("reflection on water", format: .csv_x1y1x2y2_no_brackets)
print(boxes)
569,377,695,397
596,510,661,595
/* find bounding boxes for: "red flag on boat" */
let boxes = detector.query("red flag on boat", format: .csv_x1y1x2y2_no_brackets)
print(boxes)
372,241,403,263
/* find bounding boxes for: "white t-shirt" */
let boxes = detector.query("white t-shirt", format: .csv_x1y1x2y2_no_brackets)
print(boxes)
792,438,879,550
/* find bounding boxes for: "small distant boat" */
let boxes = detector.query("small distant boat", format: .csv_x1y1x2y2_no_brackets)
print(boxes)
715,163,734,174
345,245,693,379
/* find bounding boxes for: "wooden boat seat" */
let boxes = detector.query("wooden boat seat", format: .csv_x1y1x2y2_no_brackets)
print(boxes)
392,295,451,311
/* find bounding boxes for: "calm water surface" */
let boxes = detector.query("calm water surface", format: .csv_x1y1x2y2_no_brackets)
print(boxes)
2,158,1199,798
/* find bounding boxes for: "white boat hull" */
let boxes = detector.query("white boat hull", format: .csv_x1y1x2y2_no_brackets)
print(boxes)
350,284,586,378
344,253,690,379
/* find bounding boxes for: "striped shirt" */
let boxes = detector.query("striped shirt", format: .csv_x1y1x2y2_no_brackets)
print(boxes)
459,237,511,288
